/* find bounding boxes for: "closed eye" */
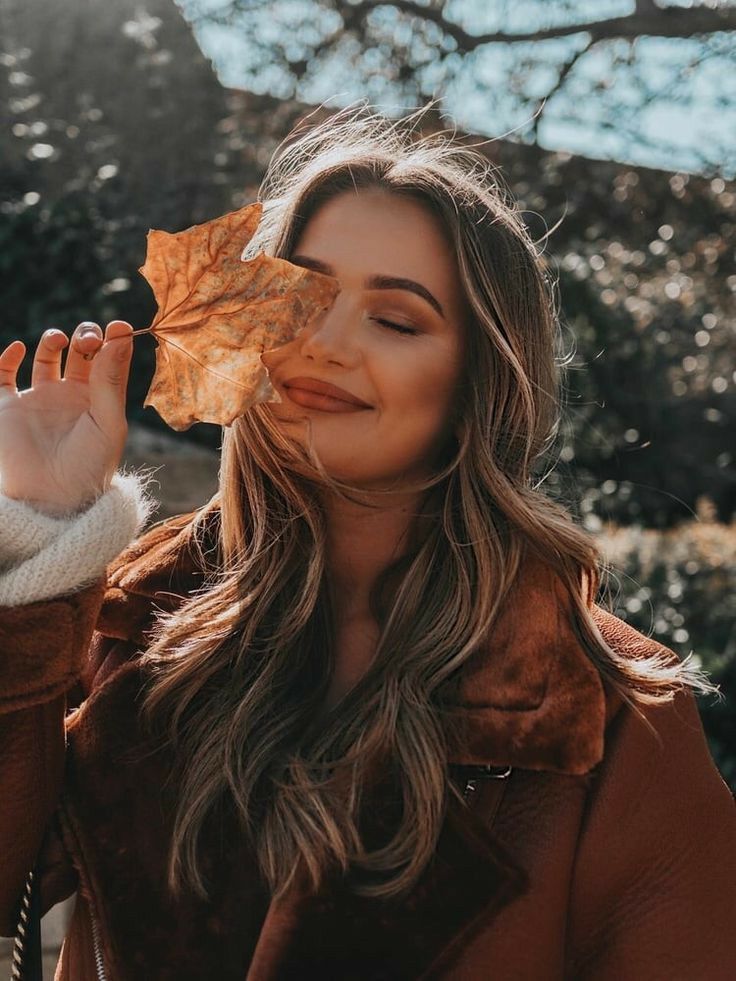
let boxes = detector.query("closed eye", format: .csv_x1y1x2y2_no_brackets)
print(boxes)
373,317,419,337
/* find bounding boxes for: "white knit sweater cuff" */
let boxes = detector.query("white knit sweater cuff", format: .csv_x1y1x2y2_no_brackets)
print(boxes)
0,472,156,607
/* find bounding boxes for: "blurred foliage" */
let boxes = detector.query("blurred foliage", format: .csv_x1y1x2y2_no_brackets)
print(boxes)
488,141,736,528
0,0,233,438
598,515,736,790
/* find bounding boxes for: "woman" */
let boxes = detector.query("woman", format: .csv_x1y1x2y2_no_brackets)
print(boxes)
1,107,734,979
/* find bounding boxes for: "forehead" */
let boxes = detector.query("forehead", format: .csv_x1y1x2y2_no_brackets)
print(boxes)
294,188,464,314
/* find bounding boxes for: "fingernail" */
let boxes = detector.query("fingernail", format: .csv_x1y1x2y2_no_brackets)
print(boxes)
78,322,100,339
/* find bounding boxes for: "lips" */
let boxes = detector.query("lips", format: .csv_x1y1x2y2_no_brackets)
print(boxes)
283,377,372,408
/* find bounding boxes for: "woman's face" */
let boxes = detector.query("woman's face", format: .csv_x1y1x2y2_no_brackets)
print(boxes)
260,188,467,489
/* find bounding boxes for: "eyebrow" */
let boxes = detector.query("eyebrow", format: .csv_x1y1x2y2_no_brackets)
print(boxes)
290,254,446,320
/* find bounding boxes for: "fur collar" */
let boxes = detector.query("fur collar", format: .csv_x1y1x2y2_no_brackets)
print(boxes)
95,505,612,777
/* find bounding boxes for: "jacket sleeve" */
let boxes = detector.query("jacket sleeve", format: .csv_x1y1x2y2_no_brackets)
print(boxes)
566,687,736,979
0,584,107,935
0,474,155,936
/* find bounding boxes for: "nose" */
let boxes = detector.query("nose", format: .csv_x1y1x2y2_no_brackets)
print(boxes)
297,295,361,368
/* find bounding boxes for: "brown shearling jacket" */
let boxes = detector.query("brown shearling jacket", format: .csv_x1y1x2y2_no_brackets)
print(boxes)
1,509,735,980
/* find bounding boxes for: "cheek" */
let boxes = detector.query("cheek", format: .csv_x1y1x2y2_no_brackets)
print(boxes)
380,347,462,441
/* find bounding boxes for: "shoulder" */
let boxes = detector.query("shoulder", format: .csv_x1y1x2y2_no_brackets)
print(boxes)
567,684,736,975
573,612,735,872
95,502,220,644
586,607,725,801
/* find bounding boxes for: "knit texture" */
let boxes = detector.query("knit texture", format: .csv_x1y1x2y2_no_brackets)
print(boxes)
0,472,156,607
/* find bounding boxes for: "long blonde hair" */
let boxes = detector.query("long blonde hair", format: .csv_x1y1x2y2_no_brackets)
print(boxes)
141,105,714,902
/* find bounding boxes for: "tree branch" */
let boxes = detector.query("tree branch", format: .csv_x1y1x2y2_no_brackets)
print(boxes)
532,37,595,139
349,0,736,48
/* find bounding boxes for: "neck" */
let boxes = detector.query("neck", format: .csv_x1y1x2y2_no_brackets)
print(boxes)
322,488,427,625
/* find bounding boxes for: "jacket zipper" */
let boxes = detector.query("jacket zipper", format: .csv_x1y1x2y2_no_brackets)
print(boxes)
89,906,109,981
57,793,110,981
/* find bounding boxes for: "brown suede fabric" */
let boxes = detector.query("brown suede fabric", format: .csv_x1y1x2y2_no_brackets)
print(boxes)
0,582,106,714
1,508,735,979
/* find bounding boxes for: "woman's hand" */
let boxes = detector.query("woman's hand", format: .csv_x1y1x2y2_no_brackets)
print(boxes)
0,320,133,516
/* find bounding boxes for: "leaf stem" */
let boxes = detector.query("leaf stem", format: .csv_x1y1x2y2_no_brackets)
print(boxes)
107,326,178,339
103,327,154,341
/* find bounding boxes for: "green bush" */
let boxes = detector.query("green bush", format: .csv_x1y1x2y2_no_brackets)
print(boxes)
596,517,736,790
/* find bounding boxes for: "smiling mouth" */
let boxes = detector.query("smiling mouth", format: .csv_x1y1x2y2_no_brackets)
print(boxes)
283,385,371,413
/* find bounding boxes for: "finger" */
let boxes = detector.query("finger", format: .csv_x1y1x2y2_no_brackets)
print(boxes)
0,340,26,394
63,322,104,383
31,329,69,387
100,321,134,390
88,321,134,430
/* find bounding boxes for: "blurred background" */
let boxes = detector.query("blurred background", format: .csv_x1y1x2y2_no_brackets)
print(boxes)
1,0,734,774
2,0,735,968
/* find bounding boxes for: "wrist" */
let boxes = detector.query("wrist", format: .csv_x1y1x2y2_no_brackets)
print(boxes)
2,495,93,518
0,482,110,519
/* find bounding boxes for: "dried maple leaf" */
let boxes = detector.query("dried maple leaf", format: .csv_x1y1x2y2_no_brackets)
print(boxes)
138,202,339,431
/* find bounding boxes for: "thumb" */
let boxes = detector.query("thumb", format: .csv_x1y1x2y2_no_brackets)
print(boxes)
88,321,133,429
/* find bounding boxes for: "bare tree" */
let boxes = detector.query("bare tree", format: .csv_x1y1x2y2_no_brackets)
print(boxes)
180,0,736,173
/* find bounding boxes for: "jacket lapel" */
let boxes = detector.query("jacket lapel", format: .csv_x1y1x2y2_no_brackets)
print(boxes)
62,663,269,981
246,796,528,980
